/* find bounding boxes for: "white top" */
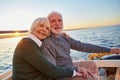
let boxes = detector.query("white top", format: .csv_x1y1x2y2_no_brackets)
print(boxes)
28,34,42,47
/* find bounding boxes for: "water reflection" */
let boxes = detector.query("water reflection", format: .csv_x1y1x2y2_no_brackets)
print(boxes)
0,37,22,73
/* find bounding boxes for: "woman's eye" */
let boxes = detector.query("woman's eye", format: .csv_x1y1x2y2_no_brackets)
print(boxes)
46,27,49,30
40,25,44,28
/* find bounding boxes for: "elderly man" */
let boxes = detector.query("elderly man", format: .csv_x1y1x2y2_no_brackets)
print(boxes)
41,11,120,80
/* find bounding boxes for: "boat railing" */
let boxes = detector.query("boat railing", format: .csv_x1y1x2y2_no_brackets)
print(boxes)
74,60,120,80
94,60,120,80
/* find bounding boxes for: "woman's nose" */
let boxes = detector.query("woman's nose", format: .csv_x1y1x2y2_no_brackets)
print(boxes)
42,27,47,32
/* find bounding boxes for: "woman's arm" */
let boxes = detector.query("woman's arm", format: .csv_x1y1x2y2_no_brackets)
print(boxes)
16,38,73,79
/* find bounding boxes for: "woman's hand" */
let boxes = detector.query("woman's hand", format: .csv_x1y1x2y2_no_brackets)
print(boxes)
61,32,70,39
77,68,89,78
75,72,83,77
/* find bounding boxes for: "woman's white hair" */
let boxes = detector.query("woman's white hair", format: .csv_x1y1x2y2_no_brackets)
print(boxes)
29,17,50,33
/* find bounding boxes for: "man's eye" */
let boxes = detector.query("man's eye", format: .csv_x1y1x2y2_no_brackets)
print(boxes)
58,19,62,22
51,20,56,23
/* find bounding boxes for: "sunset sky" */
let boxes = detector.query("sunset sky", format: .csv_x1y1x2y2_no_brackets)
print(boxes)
0,0,120,30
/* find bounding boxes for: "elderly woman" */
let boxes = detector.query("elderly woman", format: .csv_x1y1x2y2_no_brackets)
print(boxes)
12,17,83,80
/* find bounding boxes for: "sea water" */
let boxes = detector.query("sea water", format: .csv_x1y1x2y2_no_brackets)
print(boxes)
0,25,120,74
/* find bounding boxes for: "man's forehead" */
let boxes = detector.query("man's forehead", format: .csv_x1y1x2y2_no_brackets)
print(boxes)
49,13,61,17
49,14,62,20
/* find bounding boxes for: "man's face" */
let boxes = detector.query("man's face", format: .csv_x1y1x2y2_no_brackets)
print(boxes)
48,13,63,35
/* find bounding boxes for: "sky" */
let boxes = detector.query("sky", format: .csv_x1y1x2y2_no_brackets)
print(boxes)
0,0,120,30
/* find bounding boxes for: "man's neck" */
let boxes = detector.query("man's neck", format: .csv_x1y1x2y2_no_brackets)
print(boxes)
51,33,61,38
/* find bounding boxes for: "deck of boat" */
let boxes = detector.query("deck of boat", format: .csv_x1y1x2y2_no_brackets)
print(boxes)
0,60,120,80
0,71,12,80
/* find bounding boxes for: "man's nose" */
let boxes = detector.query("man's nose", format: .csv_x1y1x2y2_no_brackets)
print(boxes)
56,21,60,25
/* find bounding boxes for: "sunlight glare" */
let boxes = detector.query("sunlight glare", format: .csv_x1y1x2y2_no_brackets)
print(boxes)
14,32,20,36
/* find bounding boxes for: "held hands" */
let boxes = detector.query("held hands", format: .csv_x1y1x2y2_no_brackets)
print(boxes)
75,68,96,79
110,47,120,54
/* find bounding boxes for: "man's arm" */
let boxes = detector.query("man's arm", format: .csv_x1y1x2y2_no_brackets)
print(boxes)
41,45,56,65
68,37,110,53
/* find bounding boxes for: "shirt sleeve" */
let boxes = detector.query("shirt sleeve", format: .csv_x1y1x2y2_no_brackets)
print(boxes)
72,70,77,77
68,37,110,53
41,44,56,65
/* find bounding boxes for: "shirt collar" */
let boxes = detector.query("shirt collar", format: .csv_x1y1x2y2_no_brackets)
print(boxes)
51,34,62,39
28,34,42,47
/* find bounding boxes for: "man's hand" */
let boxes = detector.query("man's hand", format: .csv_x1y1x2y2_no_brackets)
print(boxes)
110,47,120,54
76,68,96,79
77,68,88,78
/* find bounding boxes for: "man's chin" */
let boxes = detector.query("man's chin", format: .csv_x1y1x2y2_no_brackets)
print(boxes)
52,32,60,35
51,30,62,35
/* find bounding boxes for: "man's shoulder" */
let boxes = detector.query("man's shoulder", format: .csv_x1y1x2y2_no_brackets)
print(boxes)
43,36,52,42
42,36,54,46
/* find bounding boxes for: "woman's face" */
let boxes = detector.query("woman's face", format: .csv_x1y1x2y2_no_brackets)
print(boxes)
33,24,49,40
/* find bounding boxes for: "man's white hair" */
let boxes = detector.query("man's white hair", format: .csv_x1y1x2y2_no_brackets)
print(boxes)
47,11,62,19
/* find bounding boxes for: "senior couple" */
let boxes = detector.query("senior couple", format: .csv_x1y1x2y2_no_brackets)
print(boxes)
12,11,120,80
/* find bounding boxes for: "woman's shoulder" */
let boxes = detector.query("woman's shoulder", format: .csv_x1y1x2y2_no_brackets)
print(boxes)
17,37,34,47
